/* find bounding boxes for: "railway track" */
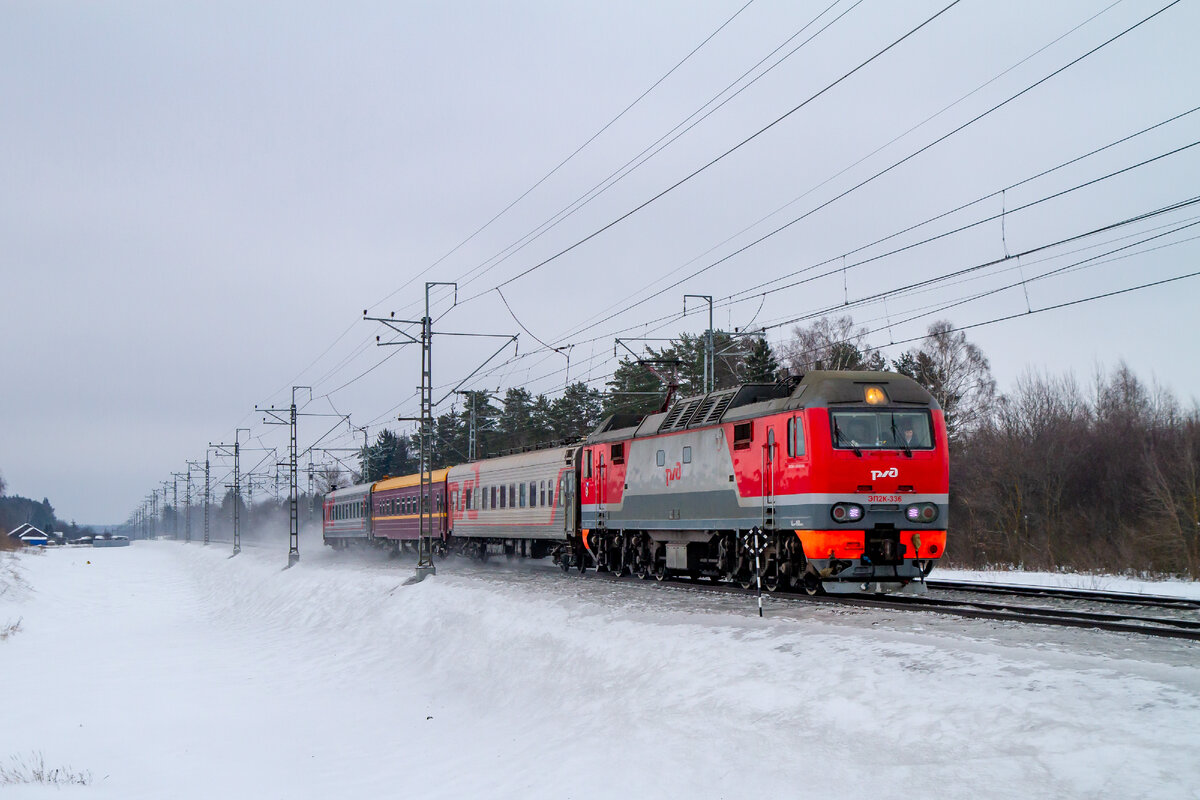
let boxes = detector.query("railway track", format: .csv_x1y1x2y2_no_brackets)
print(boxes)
586,569,1200,641
924,579,1200,610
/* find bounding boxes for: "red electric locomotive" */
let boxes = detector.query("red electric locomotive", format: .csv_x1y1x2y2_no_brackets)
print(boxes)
579,370,948,593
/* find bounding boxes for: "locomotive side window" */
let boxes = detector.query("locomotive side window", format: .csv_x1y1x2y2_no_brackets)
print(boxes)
584,450,592,478
733,422,753,450
611,443,625,465
656,450,665,467
787,417,807,457
683,446,692,464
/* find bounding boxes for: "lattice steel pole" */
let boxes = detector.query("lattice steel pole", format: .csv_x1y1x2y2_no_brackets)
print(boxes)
204,452,210,546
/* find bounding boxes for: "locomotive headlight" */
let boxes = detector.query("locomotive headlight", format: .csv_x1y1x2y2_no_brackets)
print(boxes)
831,502,864,523
906,502,938,523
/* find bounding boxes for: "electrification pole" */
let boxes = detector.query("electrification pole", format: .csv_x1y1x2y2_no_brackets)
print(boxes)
258,387,319,569
685,294,714,394
171,473,186,540
204,451,211,546
186,461,202,544
366,283,517,583
210,429,248,556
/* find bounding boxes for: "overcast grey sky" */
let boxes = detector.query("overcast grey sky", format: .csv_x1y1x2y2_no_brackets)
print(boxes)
4,0,1198,523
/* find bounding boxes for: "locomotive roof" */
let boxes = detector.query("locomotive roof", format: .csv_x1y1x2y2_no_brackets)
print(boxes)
586,370,937,443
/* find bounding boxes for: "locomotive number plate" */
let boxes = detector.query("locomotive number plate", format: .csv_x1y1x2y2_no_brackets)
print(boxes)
868,494,902,503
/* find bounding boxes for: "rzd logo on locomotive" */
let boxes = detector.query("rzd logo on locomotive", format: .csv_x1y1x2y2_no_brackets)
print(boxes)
664,463,683,486
870,467,899,481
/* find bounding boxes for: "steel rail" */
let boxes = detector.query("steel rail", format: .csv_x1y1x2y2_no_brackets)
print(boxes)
925,579,1200,610
582,570,1200,642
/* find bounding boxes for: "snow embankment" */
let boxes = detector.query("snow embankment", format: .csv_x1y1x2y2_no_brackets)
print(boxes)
2,543,1199,799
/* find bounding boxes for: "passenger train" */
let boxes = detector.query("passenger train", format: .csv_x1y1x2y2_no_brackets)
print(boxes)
323,370,949,594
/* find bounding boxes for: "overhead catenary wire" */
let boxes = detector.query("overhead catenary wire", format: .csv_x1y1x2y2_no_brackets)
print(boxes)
366,0,760,316
448,1,967,305
546,0,1130,344
535,0,1185,345
442,0,860,295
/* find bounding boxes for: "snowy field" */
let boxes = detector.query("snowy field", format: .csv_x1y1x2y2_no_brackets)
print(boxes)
3,541,1200,800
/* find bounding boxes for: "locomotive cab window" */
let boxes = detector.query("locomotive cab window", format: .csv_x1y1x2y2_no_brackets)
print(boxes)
733,422,753,450
831,409,934,450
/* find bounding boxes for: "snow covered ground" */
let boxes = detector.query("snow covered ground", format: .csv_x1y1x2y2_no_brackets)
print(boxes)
3,541,1199,799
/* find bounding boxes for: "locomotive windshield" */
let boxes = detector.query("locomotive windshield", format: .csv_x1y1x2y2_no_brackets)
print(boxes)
830,409,934,450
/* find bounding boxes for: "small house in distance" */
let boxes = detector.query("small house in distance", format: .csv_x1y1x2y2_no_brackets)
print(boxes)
6,523,57,547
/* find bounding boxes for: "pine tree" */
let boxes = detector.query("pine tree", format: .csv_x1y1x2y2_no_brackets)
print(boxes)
743,337,780,382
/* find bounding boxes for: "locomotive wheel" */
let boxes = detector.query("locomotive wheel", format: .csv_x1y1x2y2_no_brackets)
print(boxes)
802,571,821,596
653,564,668,582
634,560,649,580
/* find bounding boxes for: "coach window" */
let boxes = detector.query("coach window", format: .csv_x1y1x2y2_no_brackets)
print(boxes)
529,481,536,506
611,443,625,465
656,449,665,467
510,483,517,508
539,481,545,506
683,446,692,464
519,483,526,508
